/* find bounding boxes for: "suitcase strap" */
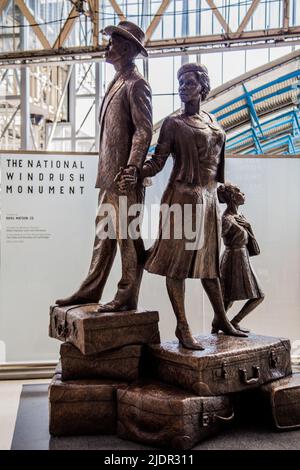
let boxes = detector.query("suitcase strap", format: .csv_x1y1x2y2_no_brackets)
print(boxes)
269,348,280,368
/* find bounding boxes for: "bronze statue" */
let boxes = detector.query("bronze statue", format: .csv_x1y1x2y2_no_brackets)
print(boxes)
120,63,247,350
56,21,152,312
217,183,265,333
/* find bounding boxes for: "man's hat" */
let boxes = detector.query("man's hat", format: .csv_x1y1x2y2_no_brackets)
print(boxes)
103,21,148,57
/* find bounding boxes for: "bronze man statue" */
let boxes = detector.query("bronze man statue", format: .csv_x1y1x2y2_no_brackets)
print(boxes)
218,183,265,332
56,21,152,312
121,63,247,349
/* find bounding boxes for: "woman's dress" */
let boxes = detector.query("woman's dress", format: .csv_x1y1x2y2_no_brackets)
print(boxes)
143,110,226,280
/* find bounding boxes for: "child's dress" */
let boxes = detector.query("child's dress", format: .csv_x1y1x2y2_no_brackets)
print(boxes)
220,213,264,302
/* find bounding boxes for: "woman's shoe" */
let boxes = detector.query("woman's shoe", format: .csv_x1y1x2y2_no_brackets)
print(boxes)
175,325,205,350
211,318,248,337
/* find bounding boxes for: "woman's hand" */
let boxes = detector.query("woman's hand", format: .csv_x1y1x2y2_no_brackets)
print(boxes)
114,166,138,193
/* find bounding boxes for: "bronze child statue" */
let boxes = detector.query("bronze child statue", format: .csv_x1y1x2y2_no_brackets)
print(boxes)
217,183,265,333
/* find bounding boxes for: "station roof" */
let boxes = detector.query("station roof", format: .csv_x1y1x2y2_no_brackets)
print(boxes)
152,50,300,156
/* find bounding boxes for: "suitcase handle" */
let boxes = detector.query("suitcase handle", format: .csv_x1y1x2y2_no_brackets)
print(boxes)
215,410,235,422
202,410,235,426
239,366,260,385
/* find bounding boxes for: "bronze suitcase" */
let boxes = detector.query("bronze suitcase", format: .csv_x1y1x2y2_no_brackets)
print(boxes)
48,371,127,436
117,381,234,450
49,304,160,354
259,373,300,430
60,342,142,381
147,334,292,396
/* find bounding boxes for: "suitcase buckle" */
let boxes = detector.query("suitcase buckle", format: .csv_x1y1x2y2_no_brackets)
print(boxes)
201,413,211,427
221,361,229,380
269,349,279,368
214,361,229,380
57,324,69,338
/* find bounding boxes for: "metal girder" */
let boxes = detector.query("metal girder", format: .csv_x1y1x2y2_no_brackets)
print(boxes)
0,0,8,16
30,121,38,151
181,0,189,65
88,0,99,47
20,12,30,150
236,0,261,36
0,45,106,68
283,0,290,30
0,104,20,140
0,0,297,58
145,0,172,43
146,26,300,52
229,153,300,158
76,98,95,137
69,66,76,152
52,6,80,49
9,67,23,140
46,65,74,149
108,0,126,21
15,0,51,49
205,0,232,34
242,84,264,137
0,68,8,84
1,27,300,67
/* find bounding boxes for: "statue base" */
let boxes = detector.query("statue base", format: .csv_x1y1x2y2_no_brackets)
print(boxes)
49,304,160,354
49,366,127,437
60,342,142,381
48,320,295,448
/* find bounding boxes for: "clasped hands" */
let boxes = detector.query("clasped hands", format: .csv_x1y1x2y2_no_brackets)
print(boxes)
114,165,139,194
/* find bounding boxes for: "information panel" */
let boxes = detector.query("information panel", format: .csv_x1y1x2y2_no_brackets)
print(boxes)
0,152,98,362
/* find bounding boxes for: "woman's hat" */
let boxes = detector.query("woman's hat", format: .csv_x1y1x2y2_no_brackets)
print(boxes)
103,21,148,57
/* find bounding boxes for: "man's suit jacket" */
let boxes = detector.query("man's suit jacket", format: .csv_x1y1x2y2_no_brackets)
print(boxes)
95,65,153,189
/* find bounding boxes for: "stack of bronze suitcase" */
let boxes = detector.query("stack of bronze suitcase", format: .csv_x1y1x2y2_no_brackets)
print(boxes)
49,305,298,449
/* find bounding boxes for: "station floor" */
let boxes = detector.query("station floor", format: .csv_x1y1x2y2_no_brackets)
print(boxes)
2,378,300,450
0,379,49,450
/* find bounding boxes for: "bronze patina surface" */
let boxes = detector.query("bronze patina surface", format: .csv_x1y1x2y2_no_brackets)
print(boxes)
49,304,160,354
118,63,247,350
259,372,300,430
117,380,234,450
55,21,152,313
218,183,264,333
147,334,292,396
49,370,127,436
60,342,142,381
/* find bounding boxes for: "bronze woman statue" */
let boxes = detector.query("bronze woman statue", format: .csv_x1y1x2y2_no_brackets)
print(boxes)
217,183,265,333
121,63,247,350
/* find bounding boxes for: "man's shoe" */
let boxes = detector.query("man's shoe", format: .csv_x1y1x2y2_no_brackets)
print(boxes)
97,300,136,313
